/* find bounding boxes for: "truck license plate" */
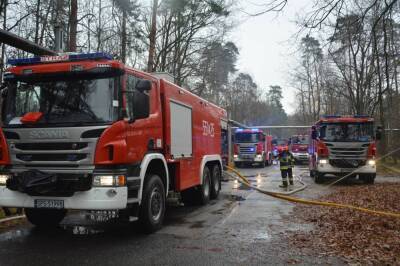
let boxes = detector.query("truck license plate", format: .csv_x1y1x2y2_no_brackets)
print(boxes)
34,199,64,209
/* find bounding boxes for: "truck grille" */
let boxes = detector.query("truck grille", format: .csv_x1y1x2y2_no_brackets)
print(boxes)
15,142,88,151
329,159,366,168
16,153,87,162
239,146,256,154
4,126,105,169
326,143,369,160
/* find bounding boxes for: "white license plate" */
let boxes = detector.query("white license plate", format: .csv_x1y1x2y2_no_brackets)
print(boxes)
34,199,64,209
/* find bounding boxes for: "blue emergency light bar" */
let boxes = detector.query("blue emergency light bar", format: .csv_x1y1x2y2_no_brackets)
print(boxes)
321,115,342,119
7,52,113,66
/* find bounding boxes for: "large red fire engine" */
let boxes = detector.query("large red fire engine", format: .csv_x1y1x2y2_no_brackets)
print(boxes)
309,115,381,184
0,52,227,232
233,128,273,168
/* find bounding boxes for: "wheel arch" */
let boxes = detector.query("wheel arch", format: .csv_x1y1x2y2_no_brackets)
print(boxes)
200,155,222,184
139,153,169,203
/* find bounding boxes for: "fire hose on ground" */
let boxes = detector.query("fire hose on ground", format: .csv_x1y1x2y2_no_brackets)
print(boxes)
224,165,400,219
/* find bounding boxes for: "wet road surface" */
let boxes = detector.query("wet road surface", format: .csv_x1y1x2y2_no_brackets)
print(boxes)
0,164,350,265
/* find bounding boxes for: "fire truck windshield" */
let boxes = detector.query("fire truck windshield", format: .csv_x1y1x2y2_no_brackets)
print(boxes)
3,76,119,127
319,122,374,142
291,136,309,144
235,132,260,143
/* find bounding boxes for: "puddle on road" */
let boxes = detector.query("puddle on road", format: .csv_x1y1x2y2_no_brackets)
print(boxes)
254,231,271,240
229,194,246,202
64,225,104,235
0,229,27,241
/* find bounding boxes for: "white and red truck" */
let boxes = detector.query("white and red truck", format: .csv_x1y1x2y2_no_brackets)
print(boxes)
233,128,273,168
309,115,381,184
289,135,309,164
0,52,228,232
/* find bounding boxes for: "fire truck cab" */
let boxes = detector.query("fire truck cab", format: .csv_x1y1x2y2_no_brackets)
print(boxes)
0,53,227,232
309,115,380,184
289,135,309,164
233,128,272,168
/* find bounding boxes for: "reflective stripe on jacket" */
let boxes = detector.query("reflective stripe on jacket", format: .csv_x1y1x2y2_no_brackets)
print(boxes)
289,153,295,168
279,155,289,170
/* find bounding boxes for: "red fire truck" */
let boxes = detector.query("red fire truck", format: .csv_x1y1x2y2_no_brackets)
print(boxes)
309,115,381,184
289,135,309,164
233,128,273,168
0,52,227,232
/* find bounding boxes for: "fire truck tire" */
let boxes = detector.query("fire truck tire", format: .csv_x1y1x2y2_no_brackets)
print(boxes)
181,166,211,206
259,160,266,168
310,170,315,177
25,208,67,228
198,166,211,205
314,172,324,184
139,174,166,233
361,174,376,184
210,164,221,199
234,162,242,168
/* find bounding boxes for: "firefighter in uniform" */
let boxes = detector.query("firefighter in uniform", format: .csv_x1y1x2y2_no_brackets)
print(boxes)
287,151,295,186
278,148,290,188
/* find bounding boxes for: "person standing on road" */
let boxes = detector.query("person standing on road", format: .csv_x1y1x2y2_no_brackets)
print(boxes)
287,151,295,186
278,148,290,188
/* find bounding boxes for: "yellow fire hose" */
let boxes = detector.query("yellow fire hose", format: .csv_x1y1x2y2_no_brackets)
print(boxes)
225,165,400,219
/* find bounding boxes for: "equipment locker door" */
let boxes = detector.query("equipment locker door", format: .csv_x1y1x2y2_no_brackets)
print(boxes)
170,101,192,158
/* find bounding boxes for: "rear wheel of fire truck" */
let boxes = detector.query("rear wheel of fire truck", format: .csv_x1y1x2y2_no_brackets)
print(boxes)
139,174,166,233
314,171,325,184
361,173,376,184
210,164,221,199
197,166,211,205
181,166,211,206
25,208,67,228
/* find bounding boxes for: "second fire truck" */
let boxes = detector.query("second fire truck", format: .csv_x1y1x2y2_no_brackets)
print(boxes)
309,115,381,184
233,128,273,168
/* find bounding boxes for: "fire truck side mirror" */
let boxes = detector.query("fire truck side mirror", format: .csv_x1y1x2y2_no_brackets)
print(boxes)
311,127,318,140
135,80,152,93
375,126,383,140
132,90,150,120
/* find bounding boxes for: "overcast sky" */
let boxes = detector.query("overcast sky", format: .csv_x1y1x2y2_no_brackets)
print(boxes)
231,0,311,114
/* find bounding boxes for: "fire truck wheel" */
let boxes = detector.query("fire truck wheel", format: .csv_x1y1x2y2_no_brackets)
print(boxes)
234,162,242,168
314,172,324,184
198,166,211,205
210,164,221,199
139,174,166,233
25,208,67,228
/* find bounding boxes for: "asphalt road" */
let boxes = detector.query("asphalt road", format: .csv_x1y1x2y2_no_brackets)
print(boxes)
0,164,348,265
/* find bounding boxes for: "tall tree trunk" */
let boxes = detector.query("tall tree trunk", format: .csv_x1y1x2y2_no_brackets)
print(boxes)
34,0,41,44
121,9,127,64
0,0,7,83
68,0,78,52
147,0,158,72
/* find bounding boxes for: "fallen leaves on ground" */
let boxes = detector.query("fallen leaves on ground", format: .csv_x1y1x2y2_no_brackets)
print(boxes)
287,183,400,265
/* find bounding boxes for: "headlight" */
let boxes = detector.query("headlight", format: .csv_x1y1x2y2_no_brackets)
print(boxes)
256,154,262,159
93,175,126,187
319,159,328,164
0,174,11,185
234,154,238,159
367,160,376,166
